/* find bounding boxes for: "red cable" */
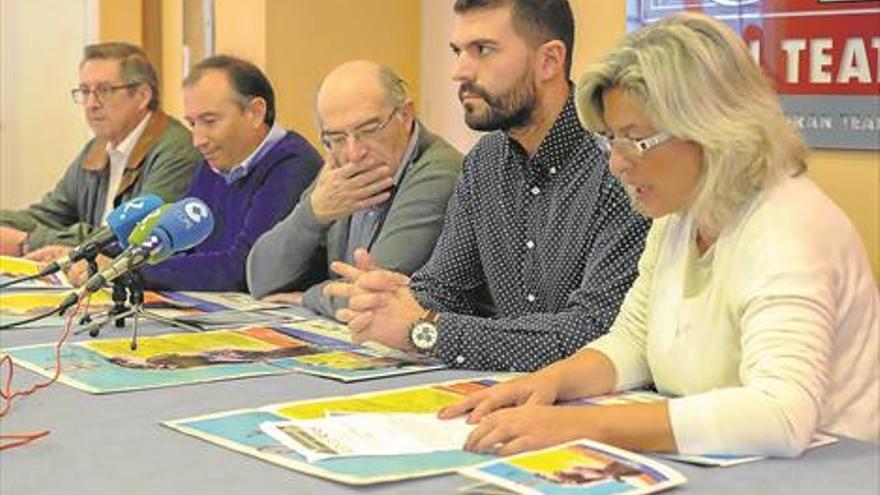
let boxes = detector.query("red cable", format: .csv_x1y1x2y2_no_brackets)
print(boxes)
0,297,85,450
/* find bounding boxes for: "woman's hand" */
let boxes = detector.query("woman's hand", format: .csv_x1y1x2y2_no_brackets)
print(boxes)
438,369,564,424
463,405,602,456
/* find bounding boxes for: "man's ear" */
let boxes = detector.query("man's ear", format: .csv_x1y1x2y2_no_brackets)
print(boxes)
537,40,567,82
136,83,152,111
247,97,268,128
398,100,416,128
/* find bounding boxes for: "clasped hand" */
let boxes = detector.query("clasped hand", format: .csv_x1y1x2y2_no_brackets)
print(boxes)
323,248,424,351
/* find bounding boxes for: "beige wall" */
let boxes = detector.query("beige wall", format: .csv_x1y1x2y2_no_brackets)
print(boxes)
213,0,421,149
0,0,97,210
419,0,481,153
214,0,266,68
160,0,185,120
807,151,879,277
266,0,421,148
569,0,626,74
98,0,142,45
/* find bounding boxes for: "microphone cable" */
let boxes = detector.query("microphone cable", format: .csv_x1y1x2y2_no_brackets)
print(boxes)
0,305,64,331
0,273,45,290
0,296,85,450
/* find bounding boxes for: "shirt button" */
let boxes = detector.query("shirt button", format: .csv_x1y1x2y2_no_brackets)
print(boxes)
525,240,535,250
455,355,466,365
549,167,557,175
530,186,540,196
526,293,536,303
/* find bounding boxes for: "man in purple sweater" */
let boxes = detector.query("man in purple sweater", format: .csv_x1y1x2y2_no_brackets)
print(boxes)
138,55,321,291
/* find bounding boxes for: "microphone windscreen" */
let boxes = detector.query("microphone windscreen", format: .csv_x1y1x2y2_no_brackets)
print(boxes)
148,197,214,260
127,204,172,247
106,194,165,248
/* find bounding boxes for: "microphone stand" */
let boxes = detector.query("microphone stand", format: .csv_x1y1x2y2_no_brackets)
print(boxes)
74,252,101,326
75,269,202,350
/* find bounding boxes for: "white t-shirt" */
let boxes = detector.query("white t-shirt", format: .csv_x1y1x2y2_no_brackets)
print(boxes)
101,112,153,225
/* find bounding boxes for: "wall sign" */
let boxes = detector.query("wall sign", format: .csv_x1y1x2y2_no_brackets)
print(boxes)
629,0,880,150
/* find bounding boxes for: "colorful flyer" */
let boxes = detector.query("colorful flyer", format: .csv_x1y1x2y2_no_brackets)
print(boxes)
163,377,503,484
459,439,686,495
0,290,113,328
2,323,444,392
0,289,194,329
0,255,71,289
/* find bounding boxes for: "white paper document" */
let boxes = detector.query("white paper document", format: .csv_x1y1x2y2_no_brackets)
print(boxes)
260,412,476,462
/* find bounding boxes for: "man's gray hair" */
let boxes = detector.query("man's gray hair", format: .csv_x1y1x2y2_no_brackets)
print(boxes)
82,42,160,111
378,65,408,108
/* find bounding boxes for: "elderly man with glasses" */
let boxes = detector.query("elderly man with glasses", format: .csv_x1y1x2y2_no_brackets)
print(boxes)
0,42,199,263
247,60,463,318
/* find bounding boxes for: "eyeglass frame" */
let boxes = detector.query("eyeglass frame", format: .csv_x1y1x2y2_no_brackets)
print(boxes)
319,107,401,154
71,82,140,104
597,130,672,158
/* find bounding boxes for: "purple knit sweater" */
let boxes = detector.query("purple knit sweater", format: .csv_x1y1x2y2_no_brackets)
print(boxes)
140,131,321,291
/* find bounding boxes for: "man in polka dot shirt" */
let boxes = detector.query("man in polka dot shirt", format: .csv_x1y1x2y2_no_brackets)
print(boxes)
326,0,650,371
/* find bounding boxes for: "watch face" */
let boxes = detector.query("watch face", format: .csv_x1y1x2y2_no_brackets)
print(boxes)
411,322,438,351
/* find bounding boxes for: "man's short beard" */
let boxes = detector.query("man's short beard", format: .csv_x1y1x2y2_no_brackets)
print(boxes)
459,69,538,132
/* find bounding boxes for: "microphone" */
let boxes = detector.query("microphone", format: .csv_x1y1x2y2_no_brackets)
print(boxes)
36,194,164,277
81,197,214,294
125,203,172,247
85,203,173,282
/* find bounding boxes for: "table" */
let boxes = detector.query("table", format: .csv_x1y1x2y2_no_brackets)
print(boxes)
1,321,877,494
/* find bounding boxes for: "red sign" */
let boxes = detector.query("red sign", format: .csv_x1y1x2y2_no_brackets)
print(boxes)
640,0,880,95
635,0,880,149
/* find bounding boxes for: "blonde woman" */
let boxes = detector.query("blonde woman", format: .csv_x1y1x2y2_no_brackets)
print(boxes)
440,12,878,458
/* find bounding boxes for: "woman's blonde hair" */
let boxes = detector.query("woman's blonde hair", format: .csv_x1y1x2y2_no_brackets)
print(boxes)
576,12,806,235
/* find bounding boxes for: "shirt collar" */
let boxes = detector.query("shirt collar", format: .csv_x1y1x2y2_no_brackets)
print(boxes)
508,91,583,171
211,122,287,184
391,122,420,186
106,111,153,157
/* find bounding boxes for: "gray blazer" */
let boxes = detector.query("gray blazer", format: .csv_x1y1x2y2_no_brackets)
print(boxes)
246,124,463,318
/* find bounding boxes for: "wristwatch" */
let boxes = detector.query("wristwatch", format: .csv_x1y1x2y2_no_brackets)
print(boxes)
409,310,440,353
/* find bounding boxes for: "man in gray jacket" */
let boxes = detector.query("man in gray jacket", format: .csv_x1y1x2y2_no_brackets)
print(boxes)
247,60,463,318
0,42,199,265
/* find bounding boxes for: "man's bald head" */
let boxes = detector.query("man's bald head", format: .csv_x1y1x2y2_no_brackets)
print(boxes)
316,60,407,123
315,60,416,173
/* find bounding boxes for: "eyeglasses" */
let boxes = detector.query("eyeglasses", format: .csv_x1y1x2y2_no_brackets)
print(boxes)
597,131,672,158
71,82,139,104
320,107,400,154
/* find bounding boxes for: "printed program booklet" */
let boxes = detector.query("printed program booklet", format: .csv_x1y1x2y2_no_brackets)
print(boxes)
163,377,507,484
3,324,444,392
459,439,686,495
260,412,476,462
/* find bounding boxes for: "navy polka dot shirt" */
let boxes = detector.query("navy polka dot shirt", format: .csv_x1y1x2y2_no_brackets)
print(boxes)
410,95,650,371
